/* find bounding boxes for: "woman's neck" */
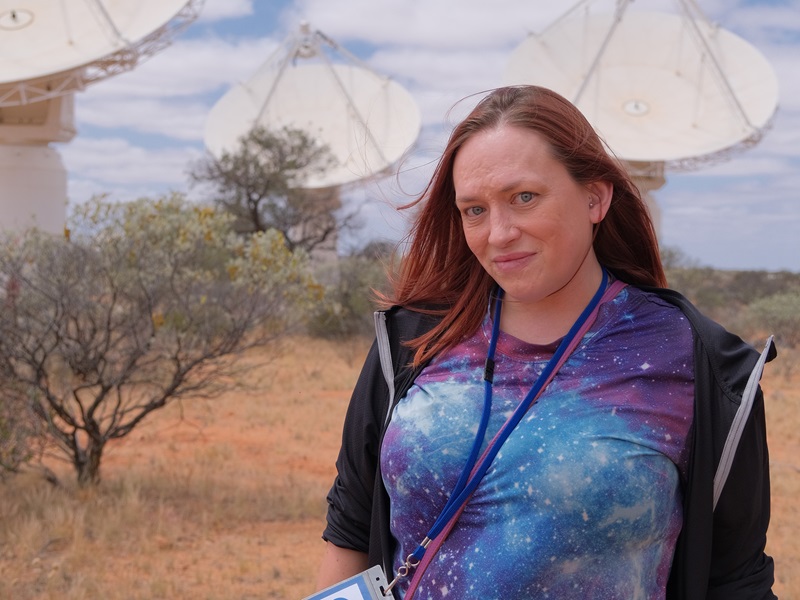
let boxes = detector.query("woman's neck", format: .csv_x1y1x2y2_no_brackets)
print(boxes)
498,264,606,345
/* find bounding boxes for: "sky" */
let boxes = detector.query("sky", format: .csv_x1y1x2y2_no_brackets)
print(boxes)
53,0,800,272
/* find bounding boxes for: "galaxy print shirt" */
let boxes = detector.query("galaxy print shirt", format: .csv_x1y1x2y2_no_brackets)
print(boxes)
380,286,695,599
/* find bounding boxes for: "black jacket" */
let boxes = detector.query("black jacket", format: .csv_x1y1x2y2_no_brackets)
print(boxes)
323,287,777,599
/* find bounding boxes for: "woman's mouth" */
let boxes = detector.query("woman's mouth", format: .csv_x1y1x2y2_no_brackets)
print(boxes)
493,252,535,272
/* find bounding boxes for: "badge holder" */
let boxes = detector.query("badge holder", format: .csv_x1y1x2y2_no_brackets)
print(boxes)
302,565,392,600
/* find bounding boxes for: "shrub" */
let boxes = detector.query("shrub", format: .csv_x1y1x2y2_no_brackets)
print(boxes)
0,193,319,485
747,290,800,349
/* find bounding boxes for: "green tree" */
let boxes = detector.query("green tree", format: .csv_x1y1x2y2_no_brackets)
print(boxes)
308,241,395,339
190,125,359,254
0,194,319,486
747,290,800,348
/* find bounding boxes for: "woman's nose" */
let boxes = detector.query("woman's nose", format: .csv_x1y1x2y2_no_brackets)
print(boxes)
487,209,520,246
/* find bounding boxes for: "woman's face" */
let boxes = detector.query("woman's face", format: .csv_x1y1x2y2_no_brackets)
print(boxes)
453,124,608,313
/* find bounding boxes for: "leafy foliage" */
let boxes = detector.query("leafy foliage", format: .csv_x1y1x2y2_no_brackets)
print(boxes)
307,243,395,339
661,246,800,341
190,125,360,254
747,290,800,348
0,194,319,485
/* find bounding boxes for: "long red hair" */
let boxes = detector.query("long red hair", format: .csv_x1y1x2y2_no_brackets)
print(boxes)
384,85,665,366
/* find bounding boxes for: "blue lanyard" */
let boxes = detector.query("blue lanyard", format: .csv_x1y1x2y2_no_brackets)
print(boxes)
407,268,609,565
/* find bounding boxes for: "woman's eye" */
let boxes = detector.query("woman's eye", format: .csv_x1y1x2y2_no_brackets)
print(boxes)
465,206,485,217
516,191,535,203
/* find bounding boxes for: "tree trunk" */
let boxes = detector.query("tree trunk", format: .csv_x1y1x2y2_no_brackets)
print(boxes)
74,437,104,487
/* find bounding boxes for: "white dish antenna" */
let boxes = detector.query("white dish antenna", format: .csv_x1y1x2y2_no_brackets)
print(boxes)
504,1,779,167
504,0,779,233
0,0,202,106
0,0,202,235
204,23,421,189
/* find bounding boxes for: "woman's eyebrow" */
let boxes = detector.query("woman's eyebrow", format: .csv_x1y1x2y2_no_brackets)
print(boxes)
455,180,529,204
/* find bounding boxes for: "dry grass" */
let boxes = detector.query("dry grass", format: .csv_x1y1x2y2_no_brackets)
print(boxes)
0,336,363,600
763,346,800,598
0,337,798,599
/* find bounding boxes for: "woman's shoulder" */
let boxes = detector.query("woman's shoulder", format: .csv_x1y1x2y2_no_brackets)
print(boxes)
632,285,740,342
593,285,695,361
381,304,444,339
598,284,692,334
627,285,715,330
631,285,775,388
619,284,690,313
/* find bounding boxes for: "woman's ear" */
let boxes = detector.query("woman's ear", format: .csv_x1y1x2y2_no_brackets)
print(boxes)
587,180,613,224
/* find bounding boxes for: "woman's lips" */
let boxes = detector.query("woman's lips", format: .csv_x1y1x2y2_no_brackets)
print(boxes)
493,251,535,272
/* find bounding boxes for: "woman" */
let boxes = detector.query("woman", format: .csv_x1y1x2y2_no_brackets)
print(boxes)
316,86,776,599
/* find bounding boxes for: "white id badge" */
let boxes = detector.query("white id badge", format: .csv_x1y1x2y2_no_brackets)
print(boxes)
302,565,391,600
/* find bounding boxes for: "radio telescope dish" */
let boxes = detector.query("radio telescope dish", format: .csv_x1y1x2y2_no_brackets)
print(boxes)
0,0,202,235
204,23,421,189
0,0,202,106
504,0,779,233
505,5,779,165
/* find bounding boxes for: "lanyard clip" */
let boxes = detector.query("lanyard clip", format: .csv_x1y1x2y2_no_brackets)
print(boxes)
383,537,430,595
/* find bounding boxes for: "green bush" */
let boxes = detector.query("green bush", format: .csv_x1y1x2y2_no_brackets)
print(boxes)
746,290,800,348
308,250,393,339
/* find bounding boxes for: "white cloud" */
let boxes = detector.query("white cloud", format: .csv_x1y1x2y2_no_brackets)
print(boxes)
59,137,201,192
714,3,800,40
767,54,800,112
660,209,800,271
80,36,279,100
759,115,800,156
658,176,800,271
197,0,255,22
75,97,210,142
70,35,281,141
372,47,507,92
289,0,562,50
